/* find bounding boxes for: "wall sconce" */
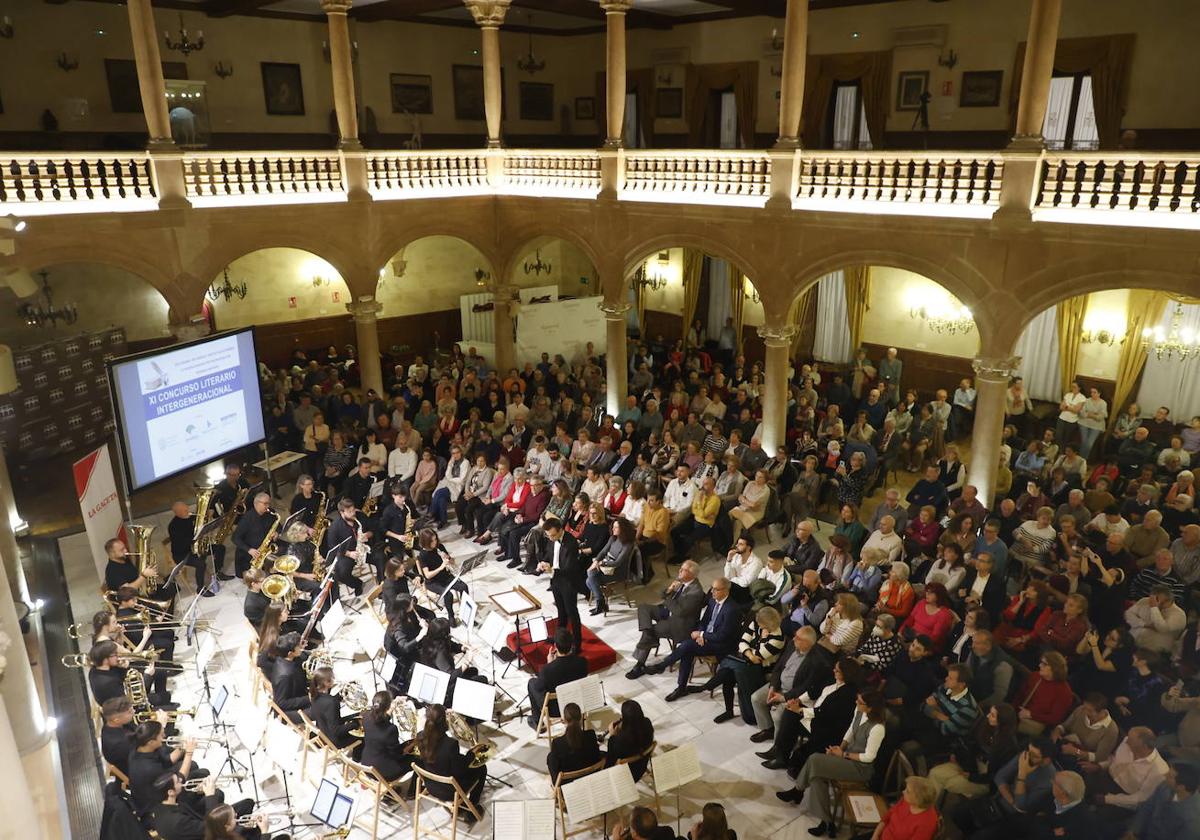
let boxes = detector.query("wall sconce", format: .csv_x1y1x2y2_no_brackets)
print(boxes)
937,49,958,70
769,27,784,51
312,274,331,288
56,52,79,72
474,268,491,286
0,16,13,39
1080,328,1122,347
214,61,234,79
1081,314,1127,347
744,283,761,305
322,40,359,63
391,252,408,279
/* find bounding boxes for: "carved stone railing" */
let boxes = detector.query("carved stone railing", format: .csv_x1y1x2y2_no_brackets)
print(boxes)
503,150,601,198
621,151,772,206
182,152,344,204
1036,153,1200,226
367,151,490,198
795,151,1004,216
0,154,157,214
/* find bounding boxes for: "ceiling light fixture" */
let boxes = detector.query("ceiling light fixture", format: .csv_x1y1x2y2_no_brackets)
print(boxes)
1142,303,1199,361
517,14,546,75
164,15,204,57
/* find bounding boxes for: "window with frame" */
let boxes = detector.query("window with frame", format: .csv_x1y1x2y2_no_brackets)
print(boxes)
23,396,38,412
826,81,872,150
81,359,95,373
58,366,74,380
64,342,80,356
68,414,83,429
14,355,32,371
32,372,48,388
0,404,13,421
1043,72,1099,151
90,406,104,421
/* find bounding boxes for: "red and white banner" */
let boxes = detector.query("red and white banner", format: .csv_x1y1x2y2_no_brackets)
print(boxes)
73,445,127,585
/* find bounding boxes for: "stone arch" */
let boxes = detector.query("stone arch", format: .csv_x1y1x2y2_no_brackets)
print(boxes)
374,234,496,318
198,234,369,299
371,226,500,291
495,226,605,292
205,247,353,333
501,234,600,297
622,233,766,299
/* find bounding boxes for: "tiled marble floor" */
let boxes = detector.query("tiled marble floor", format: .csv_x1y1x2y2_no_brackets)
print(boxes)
57,496,838,840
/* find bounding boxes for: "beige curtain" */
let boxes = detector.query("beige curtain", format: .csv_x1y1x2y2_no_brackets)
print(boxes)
789,286,818,357
1109,289,1169,426
802,51,893,149
843,265,872,354
729,269,747,354
1056,295,1090,393
631,266,647,334
686,62,759,149
681,249,704,345
1009,34,1136,150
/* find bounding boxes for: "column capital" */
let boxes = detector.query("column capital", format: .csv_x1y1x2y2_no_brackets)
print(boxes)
599,300,632,320
972,355,1022,382
464,0,511,28
320,0,353,14
600,0,635,13
757,324,798,347
488,283,520,300
347,295,383,323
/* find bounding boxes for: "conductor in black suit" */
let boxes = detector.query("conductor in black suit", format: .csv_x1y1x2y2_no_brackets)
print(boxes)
646,577,740,701
625,559,707,680
526,628,589,729
537,518,586,651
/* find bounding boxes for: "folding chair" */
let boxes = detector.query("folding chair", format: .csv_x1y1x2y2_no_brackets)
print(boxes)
599,552,639,611
553,758,607,839
616,739,659,812
412,763,483,840
298,710,361,784
535,691,562,744
341,756,413,840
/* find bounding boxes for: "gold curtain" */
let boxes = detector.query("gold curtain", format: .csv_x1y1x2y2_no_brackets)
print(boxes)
630,266,646,335
1056,295,1090,393
685,62,759,149
729,269,747,354
843,265,872,354
680,249,705,346
789,285,818,357
1009,34,1136,150
1109,289,1169,426
594,68,656,147
801,50,893,149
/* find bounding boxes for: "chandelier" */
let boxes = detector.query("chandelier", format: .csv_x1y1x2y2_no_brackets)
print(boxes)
909,298,974,335
1142,303,1199,361
18,270,78,328
523,249,552,277
164,15,205,57
516,15,546,74
631,252,670,292
208,268,248,303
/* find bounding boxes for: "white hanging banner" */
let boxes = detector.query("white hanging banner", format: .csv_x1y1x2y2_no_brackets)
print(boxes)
73,445,127,585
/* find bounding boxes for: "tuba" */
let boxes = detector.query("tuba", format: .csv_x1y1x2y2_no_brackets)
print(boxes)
253,512,280,571
192,489,215,554
261,573,295,609
447,709,494,768
128,524,159,594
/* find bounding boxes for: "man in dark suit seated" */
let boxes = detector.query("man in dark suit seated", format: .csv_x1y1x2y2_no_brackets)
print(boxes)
645,577,740,701
748,626,834,759
609,440,637,481
526,628,590,729
537,518,587,650
625,559,707,680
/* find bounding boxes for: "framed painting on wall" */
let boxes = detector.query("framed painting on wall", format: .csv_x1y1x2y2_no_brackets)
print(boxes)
105,59,188,114
960,70,1004,107
575,97,595,121
656,87,683,119
895,70,930,111
260,62,305,116
519,82,554,121
390,73,433,114
452,64,486,120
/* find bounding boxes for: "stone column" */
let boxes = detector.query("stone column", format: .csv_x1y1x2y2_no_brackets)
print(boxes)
464,1,511,148
346,296,384,397
125,0,189,209
600,301,632,418
491,285,517,375
321,0,360,149
600,1,633,149
0,698,37,837
775,0,810,148
0,454,24,605
966,356,1021,503
758,325,798,453
1011,0,1062,146
0,532,47,755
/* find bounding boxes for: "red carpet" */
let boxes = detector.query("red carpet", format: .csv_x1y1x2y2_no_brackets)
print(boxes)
505,619,617,674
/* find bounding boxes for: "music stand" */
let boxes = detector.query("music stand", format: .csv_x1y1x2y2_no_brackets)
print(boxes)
488,586,542,678
310,777,357,832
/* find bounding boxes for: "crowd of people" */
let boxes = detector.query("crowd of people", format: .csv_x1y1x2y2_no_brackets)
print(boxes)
231,337,1200,839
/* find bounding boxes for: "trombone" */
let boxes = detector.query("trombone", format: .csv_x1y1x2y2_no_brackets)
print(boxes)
60,653,186,672
166,734,227,748
183,773,245,792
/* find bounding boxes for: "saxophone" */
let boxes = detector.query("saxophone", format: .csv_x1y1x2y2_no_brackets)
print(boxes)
362,493,380,517
213,487,250,544
128,524,159,594
252,512,280,571
192,489,214,554
311,491,330,577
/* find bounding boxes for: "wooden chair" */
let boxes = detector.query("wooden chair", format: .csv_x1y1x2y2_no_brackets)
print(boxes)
298,710,362,784
599,550,639,611
881,747,915,801
535,691,562,744
552,758,607,839
832,781,886,836
341,756,413,840
411,763,483,840
616,739,659,812
106,762,131,790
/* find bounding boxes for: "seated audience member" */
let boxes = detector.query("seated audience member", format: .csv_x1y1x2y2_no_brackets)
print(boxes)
1129,548,1187,604
842,548,886,606
748,626,834,747
626,560,707,679
1052,693,1120,769
1014,651,1074,735
957,553,1007,619
901,583,956,652
1123,764,1200,840
1035,592,1091,658
645,578,740,701
1085,726,1169,816
858,613,904,675
874,560,915,620
948,738,1056,840
927,703,1020,800
1124,585,1187,654
962,629,1014,710
691,606,786,725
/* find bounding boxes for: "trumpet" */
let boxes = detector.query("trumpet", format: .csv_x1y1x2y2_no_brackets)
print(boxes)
135,706,197,725
237,810,293,830
166,734,227,748
183,773,245,792
61,652,186,672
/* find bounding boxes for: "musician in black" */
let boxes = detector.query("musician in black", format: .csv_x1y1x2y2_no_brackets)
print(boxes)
103,537,177,606
344,458,377,511
232,493,276,578
288,474,322,530
268,632,311,724
384,593,426,693
211,462,251,581
379,484,414,560
537,518,587,652
128,722,211,814
242,569,271,626
165,501,210,596
150,772,222,840
308,667,360,751
100,696,138,778
114,585,175,696
88,639,174,710
526,628,589,729
416,528,467,625
415,704,486,815
326,497,367,600
361,689,417,784
279,521,325,614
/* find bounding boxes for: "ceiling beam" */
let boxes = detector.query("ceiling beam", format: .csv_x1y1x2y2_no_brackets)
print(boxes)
353,0,462,22
203,0,283,18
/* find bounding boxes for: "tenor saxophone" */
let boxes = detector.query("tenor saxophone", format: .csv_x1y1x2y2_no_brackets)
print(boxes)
213,487,249,544
252,512,280,571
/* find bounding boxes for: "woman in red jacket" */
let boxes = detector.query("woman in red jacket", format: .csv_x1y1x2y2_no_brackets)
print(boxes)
992,580,1054,660
903,505,941,565
900,582,955,652
1014,650,1074,735
1035,593,1091,660
871,775,939,840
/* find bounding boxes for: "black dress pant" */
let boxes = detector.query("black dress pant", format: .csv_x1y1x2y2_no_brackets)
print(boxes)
551,573,583,648
334,554,363,598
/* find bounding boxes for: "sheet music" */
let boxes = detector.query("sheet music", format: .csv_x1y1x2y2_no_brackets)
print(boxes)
408,662,451,704
651,742,701,793
234,705,267,752
525,799,554,839
556,674,606,715
492,801,525,840
459,592,478,631
561,764,638,822
492,590,535,615
451,678,495,722
478,611,509,649
848,793,882,823
369,479,385,499
321,599,348,638
355,614,385,656
526,614,548,643
264,720,302,772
